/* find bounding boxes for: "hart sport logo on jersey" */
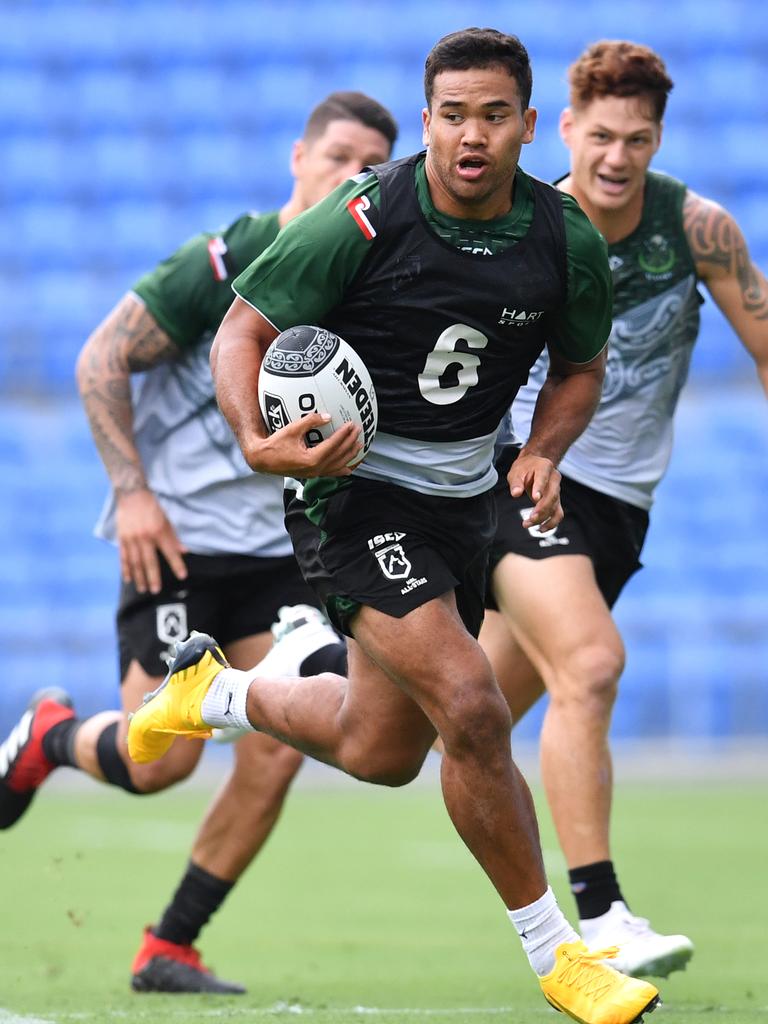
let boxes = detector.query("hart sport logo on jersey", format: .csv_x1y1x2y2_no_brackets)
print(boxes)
637,234,676,280
498,307,545,327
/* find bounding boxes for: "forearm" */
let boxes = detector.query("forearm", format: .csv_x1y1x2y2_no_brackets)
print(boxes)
211,298,277,461
521,366,603,466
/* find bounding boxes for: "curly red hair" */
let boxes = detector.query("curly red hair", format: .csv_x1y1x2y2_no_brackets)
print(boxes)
569,41,674,121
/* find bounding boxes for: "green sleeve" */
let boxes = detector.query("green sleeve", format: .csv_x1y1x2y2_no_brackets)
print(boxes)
132,212,281,349
132,231,224,349
548,193,613,363
233,175,381,329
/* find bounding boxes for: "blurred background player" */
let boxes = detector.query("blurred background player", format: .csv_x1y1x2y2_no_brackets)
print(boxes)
130,28,663,1024
0,91,396,993
481,39,768,977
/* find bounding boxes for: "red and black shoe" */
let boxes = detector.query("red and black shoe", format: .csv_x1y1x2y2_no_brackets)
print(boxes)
0,688,74,829
131,926,246,994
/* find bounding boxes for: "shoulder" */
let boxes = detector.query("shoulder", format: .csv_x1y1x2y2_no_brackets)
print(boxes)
216,210,281,276
279,172,384,248
682,188,746,281
558,191,609,260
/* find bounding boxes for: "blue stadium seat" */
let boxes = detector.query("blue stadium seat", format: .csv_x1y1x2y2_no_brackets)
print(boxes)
2,0,768,742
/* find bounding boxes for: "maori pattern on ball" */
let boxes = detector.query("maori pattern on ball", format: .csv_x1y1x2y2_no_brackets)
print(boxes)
264,327,340,376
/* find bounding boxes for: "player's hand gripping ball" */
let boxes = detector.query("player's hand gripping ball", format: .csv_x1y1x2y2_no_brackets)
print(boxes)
258,325,378,465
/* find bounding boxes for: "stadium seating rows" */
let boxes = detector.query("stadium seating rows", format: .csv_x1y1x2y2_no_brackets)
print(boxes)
1,2,766,742
1,390,766,739
2,0,767,390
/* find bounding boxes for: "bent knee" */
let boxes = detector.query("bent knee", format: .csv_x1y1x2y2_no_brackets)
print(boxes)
549,641,624,708
439,683,513,760
340,741,428,787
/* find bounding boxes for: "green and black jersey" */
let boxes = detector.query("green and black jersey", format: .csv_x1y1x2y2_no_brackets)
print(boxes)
512,170,701,510
95,211,295,557
234,152,611,497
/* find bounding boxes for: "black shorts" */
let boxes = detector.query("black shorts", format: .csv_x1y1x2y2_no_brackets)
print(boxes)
285,477,496,639
487,447,649,610
117,552,319,680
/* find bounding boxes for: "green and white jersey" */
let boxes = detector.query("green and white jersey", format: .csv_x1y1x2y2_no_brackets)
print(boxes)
234,153,610,497
95,211,294,557
511,171,701,510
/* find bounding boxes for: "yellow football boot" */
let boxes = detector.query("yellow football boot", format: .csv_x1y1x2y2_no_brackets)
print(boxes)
127,632,229,764
540,941,660,1024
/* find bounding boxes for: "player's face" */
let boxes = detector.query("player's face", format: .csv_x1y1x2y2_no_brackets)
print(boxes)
422,65,536,219
561,95,661,214
292,118,392,210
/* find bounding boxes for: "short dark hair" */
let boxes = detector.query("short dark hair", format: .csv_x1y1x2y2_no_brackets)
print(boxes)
424,27,532,110
568,41,674,122
303,91,399,149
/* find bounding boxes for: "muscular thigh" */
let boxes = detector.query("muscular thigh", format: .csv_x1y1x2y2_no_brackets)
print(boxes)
351,593,496,733
337,634,437,753
491,552,621,683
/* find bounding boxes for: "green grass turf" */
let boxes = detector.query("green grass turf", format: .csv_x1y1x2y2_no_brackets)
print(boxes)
0,772,765,1023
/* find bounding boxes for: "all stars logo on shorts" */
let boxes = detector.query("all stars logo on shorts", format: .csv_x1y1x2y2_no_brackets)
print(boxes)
374,543,412,580
368,532,428,594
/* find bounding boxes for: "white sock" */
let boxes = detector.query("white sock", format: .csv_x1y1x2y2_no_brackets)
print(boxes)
200,668,256,731
508,887,580,976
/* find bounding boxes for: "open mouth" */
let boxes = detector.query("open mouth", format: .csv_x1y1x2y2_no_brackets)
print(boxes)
597,173,630,194
457,156,488,181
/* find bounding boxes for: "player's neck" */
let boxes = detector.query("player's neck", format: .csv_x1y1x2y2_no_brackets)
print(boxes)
558,174,645,246
279,194,304,227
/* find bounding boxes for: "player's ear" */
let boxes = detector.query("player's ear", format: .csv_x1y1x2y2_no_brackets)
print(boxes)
559,107,574,147
654,120,664,154
422,106,431,146
289,139,305,178
522,106,537,144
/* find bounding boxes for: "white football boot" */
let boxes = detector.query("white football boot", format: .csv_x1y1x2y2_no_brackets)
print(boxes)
581,900,694,978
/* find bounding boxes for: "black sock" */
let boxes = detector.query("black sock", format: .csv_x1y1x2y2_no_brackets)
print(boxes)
41,719,80,768
300,641,347,677
569,860,627,920
95,721,141,794
154,861,234,946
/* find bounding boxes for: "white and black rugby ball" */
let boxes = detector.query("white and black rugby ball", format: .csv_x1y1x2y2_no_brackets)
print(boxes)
258,325,378,462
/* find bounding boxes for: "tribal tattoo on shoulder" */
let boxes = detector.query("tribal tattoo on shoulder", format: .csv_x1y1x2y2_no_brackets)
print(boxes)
79,296,181,495
684,192,768,321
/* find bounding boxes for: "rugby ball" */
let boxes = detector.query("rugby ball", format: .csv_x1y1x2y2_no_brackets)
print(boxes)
257,325,378,463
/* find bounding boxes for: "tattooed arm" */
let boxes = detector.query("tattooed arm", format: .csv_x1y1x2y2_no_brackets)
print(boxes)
684,190,768,394
76,293,189,593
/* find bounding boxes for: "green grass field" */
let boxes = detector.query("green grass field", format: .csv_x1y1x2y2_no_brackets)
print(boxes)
0,770,765,1024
